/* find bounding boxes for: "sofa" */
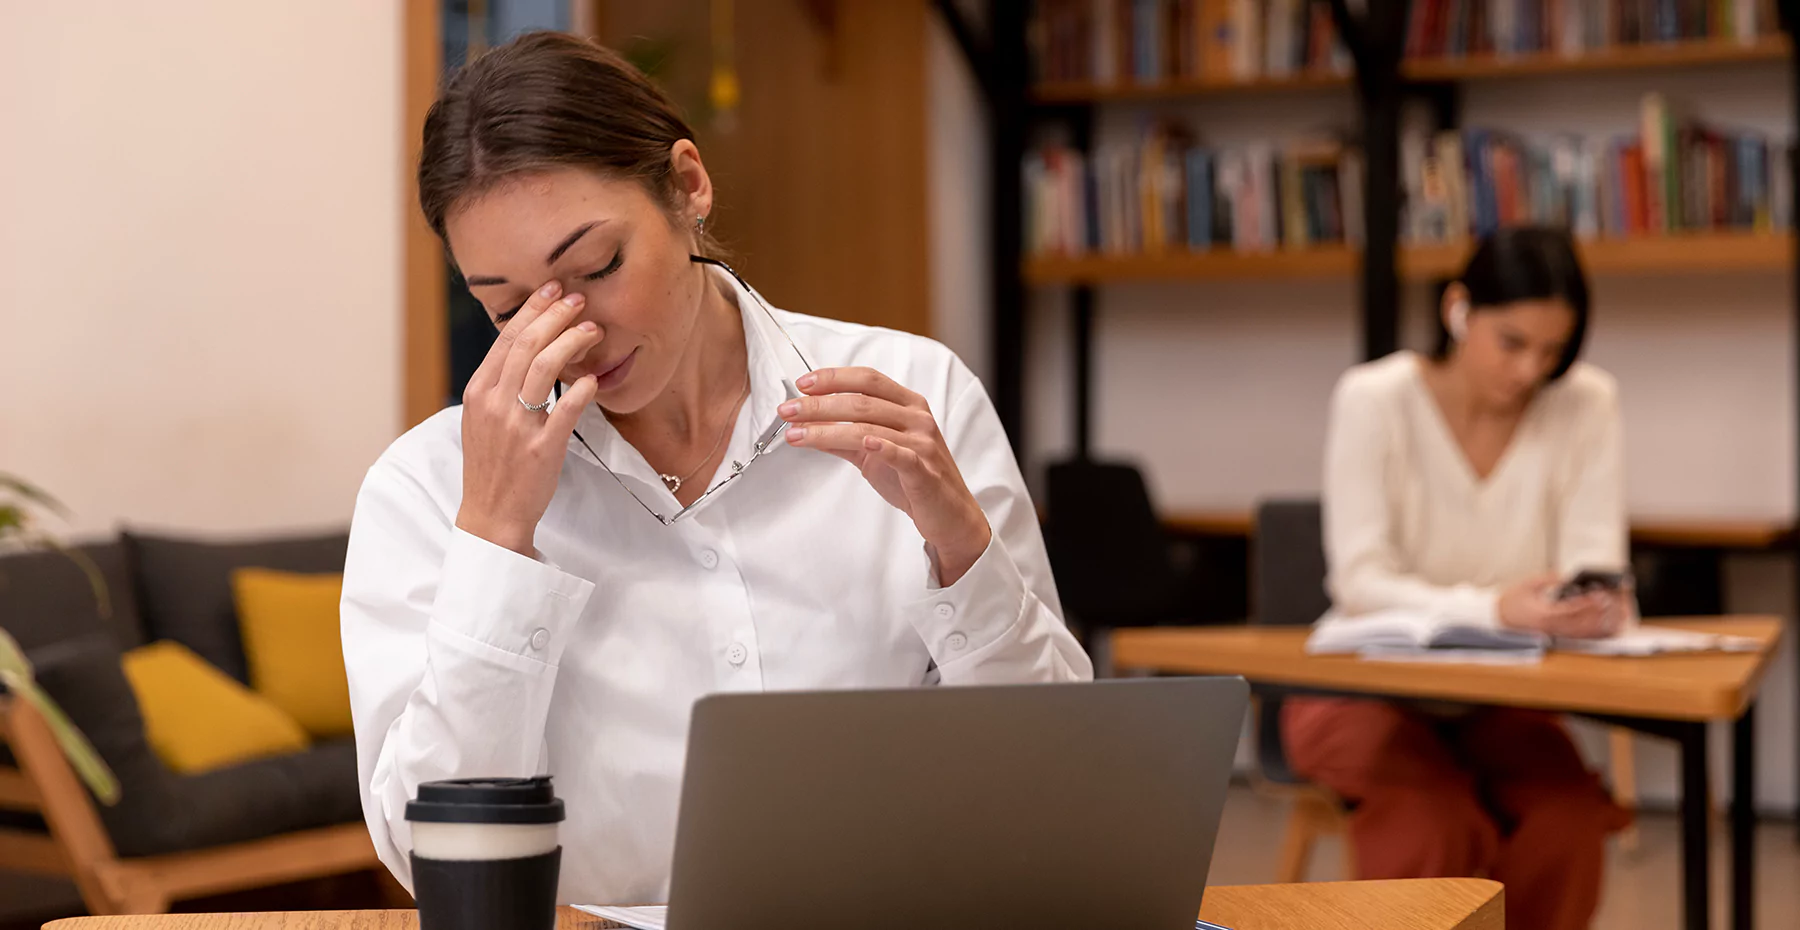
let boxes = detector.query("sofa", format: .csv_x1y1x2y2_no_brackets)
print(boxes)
0,529,375,913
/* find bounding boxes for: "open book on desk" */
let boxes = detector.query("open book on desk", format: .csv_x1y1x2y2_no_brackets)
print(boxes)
1306,610,1762,660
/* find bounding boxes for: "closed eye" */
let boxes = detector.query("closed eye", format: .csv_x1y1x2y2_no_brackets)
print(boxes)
491,251,621,329
582,251,624,282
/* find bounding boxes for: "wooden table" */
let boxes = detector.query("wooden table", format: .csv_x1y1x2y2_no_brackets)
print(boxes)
43,878,1504,930
1113,617,1783,930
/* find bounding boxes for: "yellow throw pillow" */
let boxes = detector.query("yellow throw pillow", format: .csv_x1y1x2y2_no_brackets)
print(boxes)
232,568,354,739
122,642,310,774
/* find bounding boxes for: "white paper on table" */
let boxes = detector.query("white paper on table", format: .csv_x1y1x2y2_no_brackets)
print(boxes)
1357,645,1545,666
573,905,667,930
1555,627,1763,656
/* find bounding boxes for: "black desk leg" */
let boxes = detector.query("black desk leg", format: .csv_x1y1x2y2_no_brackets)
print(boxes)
1733,705,1757,930
1680,721,1711,930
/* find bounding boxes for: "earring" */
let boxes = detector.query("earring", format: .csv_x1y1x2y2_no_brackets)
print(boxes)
695,214,707,233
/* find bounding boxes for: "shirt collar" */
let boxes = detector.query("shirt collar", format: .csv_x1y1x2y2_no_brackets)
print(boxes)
566,264,809,503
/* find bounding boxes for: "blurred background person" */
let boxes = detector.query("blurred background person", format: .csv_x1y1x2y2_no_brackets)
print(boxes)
1284,227,1634,930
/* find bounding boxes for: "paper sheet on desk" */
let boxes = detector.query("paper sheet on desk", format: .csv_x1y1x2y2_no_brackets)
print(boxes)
1556,627,1763,656
574,905,666,930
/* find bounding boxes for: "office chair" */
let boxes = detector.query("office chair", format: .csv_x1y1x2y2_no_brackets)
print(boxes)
1041,459,1198,676
1250,499,1348,883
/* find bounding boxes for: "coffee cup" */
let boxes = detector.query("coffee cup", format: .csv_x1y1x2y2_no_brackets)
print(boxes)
406,776,566,930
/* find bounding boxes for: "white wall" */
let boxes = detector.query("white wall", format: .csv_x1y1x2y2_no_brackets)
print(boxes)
928,14,993,383
928,40,1800,813
0,1,405,539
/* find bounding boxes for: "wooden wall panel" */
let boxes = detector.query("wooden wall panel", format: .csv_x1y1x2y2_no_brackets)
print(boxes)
597,0,932,337
403,0,449,427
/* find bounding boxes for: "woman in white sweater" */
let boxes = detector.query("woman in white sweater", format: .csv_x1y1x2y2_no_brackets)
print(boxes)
1285,227,1632,930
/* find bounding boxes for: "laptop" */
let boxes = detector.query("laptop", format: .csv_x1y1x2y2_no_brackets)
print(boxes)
662,676,1249,930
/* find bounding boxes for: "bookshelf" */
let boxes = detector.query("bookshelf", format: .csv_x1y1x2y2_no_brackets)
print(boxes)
941,0,1800,896
1024,229,1794,284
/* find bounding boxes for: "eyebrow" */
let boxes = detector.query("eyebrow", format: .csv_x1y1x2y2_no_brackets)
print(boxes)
461,221,605,288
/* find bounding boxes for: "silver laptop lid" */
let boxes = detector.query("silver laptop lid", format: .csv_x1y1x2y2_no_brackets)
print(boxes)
667,677,1249,930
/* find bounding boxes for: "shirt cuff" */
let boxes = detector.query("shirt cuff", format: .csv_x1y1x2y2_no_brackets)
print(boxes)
429,528,596,668
1440,585,1501,628
907,532,1029,666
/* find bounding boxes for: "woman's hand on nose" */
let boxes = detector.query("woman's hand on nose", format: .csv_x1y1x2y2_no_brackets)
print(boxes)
455,280,605,556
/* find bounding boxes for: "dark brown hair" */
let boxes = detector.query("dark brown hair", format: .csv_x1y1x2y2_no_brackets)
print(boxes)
418,31,713,253
1432,225,1591,381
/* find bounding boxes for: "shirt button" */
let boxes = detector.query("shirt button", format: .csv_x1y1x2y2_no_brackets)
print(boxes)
529,628,550,651
946,632,969,652
934,603,956,621
727,642,748,666
699,549,720,570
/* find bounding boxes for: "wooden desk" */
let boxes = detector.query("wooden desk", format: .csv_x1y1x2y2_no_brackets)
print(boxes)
43,878,1504,930
1114,618,1782,930
1115,617,1780,720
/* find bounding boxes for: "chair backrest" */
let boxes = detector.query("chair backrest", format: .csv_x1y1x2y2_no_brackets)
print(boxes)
1250,499,1330,786
1041,459,1180,627
1253,499,1331,627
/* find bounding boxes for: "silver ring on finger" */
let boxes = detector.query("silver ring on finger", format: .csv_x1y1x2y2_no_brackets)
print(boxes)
518,394,552,413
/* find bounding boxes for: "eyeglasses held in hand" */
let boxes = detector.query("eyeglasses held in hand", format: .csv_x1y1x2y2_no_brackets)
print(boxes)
553,256,813,526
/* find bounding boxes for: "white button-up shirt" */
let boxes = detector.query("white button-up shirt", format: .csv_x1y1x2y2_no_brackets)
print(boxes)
341,268,1092,905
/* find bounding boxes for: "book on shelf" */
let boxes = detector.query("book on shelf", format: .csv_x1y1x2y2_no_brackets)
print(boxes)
1024,123,1364,257
1403,0,1783,63
1401,92,1795,246
1028,0,1352,87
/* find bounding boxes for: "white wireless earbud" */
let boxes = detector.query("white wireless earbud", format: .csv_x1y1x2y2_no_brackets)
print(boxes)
1448,301,1470,341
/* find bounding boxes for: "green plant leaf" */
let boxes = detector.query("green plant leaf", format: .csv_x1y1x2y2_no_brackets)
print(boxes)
0,474,69,518
0,629,119,806
0,478,120,804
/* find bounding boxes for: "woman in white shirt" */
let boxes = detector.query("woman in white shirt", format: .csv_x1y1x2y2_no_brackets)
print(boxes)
1284,227,1631,930
341,32,1091,905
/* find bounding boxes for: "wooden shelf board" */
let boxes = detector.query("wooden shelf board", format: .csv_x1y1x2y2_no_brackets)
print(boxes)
1628,518,1795,549
1024,245,1358,284
1409,231,1794,278
1030,38,1791,104
1032,70,1350,104
1163,510,1257,537
1025,232,1791,285
1164,509,1793,549
1406,36,1792,81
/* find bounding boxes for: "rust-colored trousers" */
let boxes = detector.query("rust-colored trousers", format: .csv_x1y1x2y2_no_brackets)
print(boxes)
1283,698,1631,930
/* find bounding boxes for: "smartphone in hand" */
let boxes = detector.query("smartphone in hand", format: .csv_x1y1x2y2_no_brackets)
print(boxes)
1553,569,1631,601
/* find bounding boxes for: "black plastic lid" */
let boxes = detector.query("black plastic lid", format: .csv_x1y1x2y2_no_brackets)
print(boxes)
405,777,566,825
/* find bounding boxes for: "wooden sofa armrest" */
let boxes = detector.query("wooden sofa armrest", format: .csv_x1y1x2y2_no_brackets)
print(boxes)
1,693,121,906
3,695,388,914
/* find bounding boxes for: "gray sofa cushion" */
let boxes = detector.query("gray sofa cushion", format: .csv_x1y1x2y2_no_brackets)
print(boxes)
26,635,363,858
122,530,349,683
0,542,145,652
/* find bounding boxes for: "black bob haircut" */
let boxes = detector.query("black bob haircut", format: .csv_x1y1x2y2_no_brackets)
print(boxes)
1433,225,1591,382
